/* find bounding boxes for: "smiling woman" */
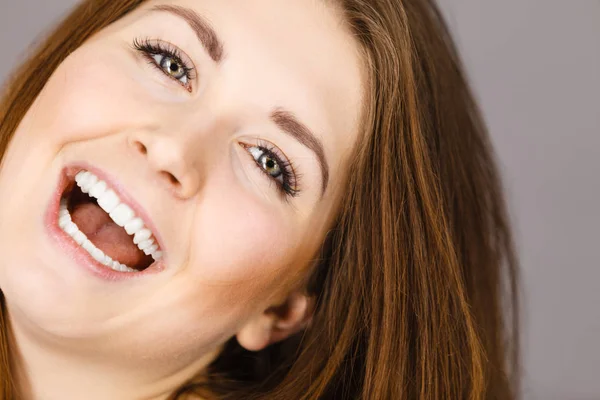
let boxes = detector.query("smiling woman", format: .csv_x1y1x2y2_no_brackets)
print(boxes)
0,1,520,399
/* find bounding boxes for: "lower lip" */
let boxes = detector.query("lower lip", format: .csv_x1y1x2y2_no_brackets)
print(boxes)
44,166,164,281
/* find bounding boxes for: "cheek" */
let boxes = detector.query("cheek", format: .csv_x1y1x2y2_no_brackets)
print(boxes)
191,185,298,295
20,46,150,146
125,192,297,361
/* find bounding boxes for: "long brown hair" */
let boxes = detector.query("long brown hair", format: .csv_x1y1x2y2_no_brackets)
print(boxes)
0,1,520,399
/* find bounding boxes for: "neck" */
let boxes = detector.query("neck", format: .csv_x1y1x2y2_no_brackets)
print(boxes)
6,311,215,400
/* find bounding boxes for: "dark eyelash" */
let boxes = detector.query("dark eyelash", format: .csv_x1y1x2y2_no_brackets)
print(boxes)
264,146,300,199
130,39,300,199
131,37,196,89
247,141,301,199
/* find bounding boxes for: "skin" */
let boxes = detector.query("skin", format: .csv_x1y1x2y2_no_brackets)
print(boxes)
0,0,364,399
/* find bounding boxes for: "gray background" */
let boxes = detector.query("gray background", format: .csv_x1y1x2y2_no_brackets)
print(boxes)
1,1,598,399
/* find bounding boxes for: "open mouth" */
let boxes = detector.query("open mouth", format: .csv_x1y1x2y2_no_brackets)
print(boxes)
57,170,162,273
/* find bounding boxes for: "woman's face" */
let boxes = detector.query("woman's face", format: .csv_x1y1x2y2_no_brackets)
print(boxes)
0,0,363,384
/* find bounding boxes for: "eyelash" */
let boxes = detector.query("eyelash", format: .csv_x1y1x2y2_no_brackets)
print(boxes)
132,37,196,91
131,38,300,200
241,140,301,199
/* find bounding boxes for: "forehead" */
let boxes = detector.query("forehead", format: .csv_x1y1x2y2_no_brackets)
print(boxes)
132,0,365,175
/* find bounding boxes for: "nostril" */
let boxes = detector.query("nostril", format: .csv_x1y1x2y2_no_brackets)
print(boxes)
161,171,180,187
133,141,147,155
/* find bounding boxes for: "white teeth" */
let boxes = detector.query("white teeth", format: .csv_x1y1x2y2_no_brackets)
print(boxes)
58,214,71,229
113,262,137,273
82,239,95,253
80,173,98,194
138,239,154,251
89,181,107,199
64,222,78,236
102,255,112,267
109,204,135,227
75,171,90,189
109,260,136,273
91,248,105,263
73,231,86,245
97,190,120,214
57,198,144,273
56,202,140,274
124,218,144,235
67,170,163,263
144,244,158,256
111,261,123,271
133,229,152,245
75,171,85,185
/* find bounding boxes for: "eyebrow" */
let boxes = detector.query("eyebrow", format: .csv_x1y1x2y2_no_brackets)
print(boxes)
271,109,329,195
151,5,329,196
151,4,224,63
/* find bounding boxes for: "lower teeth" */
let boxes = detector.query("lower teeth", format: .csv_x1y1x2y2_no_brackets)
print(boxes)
57,198,138,273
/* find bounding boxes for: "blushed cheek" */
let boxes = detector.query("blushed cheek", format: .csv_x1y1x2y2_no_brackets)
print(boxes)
190,186,298,292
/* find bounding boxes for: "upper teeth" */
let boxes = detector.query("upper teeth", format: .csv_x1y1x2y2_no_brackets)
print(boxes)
57,170,163,273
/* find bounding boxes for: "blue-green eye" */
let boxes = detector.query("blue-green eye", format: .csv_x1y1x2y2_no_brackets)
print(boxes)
132,37,196,91
241,142,300,198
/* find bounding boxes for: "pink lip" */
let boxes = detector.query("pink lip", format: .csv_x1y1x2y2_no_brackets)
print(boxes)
44,162,166,281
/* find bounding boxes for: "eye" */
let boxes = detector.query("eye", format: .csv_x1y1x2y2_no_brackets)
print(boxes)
132,37,196,91
250,147,283,181
240,142,300,199
151,54,188,83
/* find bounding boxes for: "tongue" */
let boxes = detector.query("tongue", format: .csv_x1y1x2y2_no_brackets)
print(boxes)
70,202,149,268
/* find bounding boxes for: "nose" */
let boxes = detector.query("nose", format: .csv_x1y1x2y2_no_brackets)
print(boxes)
127,133,201,199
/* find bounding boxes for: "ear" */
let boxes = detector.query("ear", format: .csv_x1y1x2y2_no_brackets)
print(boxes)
236,291,315,352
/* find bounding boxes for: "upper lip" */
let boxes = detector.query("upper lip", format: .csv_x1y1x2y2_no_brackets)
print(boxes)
65,162,166,256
